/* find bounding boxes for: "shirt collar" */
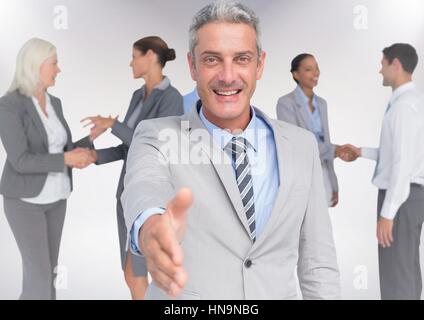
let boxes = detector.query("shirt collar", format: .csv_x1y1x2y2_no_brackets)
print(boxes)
199,106,258,152
141,76,170,95
296,85,318,107
390,81,415,105
31,92,52,112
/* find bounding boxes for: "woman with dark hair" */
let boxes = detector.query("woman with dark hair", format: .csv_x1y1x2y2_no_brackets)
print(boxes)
82,36,183,299
276,53,346,208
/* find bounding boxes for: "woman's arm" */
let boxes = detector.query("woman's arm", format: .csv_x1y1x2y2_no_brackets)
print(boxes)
94,144,126,165
73,135,93,149
111,120,134,146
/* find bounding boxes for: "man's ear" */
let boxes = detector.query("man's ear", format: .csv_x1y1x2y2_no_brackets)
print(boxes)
392,57,403,72
256,51,266,80
187,53,197,81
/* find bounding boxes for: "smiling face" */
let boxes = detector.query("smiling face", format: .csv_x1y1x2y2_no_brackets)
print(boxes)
379,55,398,87
39,54,61,89
188,22,265,130
293,56,320,89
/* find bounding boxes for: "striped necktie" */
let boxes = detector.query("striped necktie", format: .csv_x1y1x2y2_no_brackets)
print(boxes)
225,137,256,242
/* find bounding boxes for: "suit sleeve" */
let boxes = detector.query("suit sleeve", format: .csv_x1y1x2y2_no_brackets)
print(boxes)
321,102,338,192
72,136,93,149
111,120,134,147
277,97,336,162
95,144,126,165
0,104,65,174
276,97,299,125
326,159,339,193
121,120,175,247
156,91,184,118
297,137,341,299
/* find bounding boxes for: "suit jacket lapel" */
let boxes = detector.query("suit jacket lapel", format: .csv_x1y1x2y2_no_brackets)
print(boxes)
135,89,162,123
124,88,144,123
49,95,73,149
186,104,251,236
252,109,294,247
293,90,313,131
317,99,330,143
24,96,49,150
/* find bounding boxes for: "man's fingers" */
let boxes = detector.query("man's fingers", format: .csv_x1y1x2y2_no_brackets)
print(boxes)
378,227,390,248
143,226,188,295
149,240,182,280
150,263,187,296
166,188,193,265
142,214,186,271
158,226,185,266
384,228,392,247
167,188,193,218
382,230,388,247
174,267,188,289
148,258,178,293
388,227,394,244
377,228,384,247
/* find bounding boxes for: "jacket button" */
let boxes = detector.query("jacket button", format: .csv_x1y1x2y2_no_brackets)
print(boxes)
244,259,252,268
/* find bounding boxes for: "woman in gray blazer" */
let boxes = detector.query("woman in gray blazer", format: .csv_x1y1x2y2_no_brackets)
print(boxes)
0,38,95,299
276,53,344,207
81,36,183,299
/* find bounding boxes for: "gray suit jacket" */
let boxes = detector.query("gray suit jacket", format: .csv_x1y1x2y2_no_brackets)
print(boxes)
122,105,340,300
95,83,183,198
0,90,92,198
276,89,338,192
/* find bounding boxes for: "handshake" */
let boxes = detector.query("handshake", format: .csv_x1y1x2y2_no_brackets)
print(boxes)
64,148,97,169
335,144,361,162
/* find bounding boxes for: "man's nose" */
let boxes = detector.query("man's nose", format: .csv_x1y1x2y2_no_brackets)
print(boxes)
217,60,236,84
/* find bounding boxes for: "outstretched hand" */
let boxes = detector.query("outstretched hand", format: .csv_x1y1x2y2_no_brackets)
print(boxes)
139,188,193,297
81,115,118,141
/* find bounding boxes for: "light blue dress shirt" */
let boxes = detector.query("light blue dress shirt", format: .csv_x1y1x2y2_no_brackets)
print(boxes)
130,106,280,253
182,88,199,114
296,85,324,142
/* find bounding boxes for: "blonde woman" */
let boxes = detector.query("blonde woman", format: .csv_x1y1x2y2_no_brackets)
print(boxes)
0,38,95,299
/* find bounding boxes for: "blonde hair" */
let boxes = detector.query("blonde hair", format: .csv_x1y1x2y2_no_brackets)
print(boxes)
8,38,57,97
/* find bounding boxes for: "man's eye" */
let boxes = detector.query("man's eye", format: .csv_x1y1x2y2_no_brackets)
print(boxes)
204,57,218,64
237,56,250,63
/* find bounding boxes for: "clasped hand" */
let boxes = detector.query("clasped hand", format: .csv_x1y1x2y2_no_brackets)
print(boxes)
64,147,97,169
336,144,361,162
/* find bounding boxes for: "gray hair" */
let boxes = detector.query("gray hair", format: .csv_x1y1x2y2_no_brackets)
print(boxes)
189,0,261,56
8,38,56,97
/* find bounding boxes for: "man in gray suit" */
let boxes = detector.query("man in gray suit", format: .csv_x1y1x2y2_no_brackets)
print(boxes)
121,0,340,299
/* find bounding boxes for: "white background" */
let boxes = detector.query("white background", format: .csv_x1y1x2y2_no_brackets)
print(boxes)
0,0,423,299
